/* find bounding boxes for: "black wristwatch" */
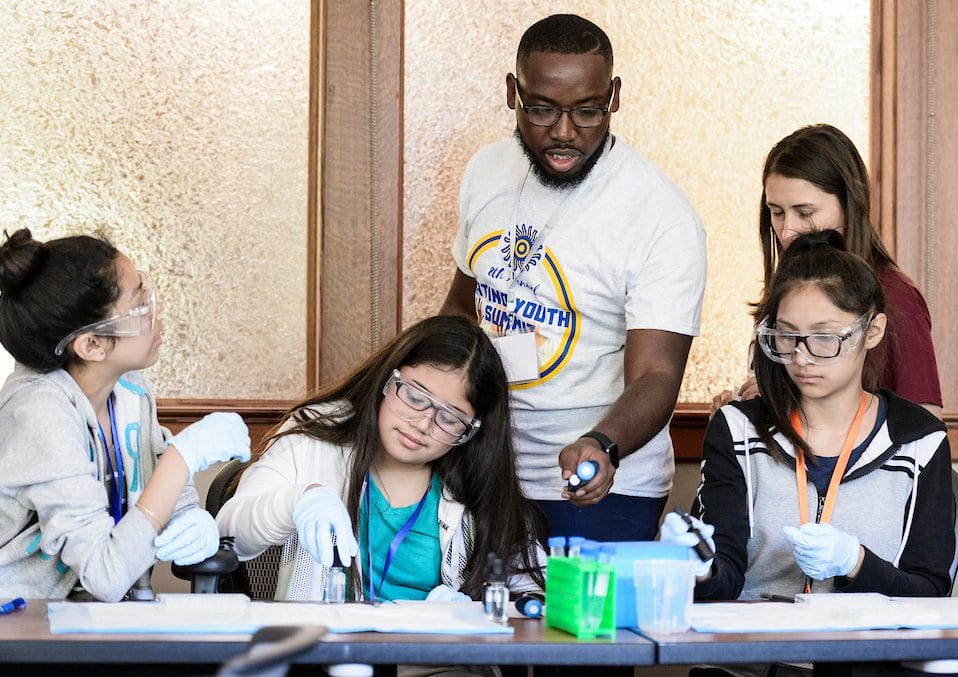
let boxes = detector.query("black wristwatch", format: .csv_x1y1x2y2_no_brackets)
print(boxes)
580,430,619,468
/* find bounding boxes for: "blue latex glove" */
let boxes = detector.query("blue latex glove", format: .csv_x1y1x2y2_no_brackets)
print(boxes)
783,523,861,580
166,412,251,476
293,486,359,568
425,584,472,603
154,508,220,565
660,511,716,577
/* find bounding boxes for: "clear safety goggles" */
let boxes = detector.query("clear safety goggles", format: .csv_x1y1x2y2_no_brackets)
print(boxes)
54,271,157,357
381,369,481,446
755,313,871,365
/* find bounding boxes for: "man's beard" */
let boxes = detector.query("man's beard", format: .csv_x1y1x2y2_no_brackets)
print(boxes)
514,128,609,190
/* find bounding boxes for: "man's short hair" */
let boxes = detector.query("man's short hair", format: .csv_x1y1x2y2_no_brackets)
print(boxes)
517,14,613,74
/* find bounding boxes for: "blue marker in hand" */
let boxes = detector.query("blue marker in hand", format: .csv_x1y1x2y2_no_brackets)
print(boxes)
567,460,599,491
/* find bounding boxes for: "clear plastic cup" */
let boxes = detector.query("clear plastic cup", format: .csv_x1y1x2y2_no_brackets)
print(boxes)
633,558,695,633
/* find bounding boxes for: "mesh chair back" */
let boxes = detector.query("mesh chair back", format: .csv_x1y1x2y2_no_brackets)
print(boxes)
245,545,284,600
206,459,283,599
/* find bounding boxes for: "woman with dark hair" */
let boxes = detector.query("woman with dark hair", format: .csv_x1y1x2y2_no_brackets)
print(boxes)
217,314,545,604
714,124,941,416
0,228,250,601
666,231,953,676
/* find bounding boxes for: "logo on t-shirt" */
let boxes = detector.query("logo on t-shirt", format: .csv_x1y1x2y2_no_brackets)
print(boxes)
468,227,579,389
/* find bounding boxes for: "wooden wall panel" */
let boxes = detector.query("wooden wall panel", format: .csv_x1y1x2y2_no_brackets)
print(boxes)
319,0,402,385
892,0,958,418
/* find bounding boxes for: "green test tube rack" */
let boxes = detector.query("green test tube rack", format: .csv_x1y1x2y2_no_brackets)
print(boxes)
544,556,616,639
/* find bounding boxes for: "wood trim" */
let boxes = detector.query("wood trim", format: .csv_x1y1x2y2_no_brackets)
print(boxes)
317,1,403,385
871,0,897,255
306,0,324,392
156,400,291,454
670,404,958,462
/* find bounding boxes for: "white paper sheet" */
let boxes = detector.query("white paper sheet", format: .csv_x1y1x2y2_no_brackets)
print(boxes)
47,594,514,635
689,593,958,633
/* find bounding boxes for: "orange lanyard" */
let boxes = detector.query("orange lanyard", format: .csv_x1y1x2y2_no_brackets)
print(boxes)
790,391,868,526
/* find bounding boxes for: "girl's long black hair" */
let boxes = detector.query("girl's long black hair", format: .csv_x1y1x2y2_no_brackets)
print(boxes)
252,314,546,597
751,230,884,463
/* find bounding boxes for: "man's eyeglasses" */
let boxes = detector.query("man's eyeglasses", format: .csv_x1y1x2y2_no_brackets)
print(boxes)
381,369,481,446
513,83,613,128
756,313,872,365
54,271,157,357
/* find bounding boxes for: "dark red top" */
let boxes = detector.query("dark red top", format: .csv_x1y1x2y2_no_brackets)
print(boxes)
871,265,943,407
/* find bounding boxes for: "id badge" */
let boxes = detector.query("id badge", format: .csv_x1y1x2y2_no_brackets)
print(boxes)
492,332,539,383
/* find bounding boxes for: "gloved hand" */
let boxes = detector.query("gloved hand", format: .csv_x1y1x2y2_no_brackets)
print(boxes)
166,412,251,476
660,511,716,578
425,584,472,603
154,508,220,565
783,523,861,580
293,486,359,568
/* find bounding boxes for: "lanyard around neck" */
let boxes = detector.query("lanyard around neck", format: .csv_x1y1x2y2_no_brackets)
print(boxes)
97,395,125,524
504,138,612,306
790,391,869,526
364,471,430,602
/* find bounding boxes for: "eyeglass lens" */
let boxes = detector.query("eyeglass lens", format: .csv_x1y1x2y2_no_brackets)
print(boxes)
515,86,609,128
766,333,844,359
396,380,469,439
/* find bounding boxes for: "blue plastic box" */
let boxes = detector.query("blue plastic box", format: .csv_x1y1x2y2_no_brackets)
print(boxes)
605,541,692,628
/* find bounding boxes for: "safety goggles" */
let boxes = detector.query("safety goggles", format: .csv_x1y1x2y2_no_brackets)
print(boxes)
755,313,871,365
381,369,481,446
54,271,157,357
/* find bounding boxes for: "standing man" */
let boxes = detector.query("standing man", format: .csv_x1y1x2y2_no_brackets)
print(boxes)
441,14,707,541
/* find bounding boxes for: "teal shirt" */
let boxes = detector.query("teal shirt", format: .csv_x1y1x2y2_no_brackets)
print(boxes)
359,471,442,601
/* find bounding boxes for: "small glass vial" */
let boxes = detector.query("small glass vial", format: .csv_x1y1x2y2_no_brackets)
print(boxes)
325,549,347,603
325,567,347,603
483,557,508,623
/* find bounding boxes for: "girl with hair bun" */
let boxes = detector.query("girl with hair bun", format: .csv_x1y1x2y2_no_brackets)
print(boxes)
0,228,251,601
665,231,953,676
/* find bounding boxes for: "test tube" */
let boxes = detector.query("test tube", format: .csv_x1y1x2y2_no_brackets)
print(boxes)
547,535,566,558
598,543,615,564
580,541,600,561
566,536,585,559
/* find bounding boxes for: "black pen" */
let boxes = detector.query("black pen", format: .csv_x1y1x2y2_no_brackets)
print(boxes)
760,593,795,603
672,507,715,561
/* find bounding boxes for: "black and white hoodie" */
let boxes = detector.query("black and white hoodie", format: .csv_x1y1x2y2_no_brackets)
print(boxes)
694,390,955,601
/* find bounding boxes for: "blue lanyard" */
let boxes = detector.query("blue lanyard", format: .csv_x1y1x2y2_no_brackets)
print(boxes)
97,396,125,524
364,472,430,602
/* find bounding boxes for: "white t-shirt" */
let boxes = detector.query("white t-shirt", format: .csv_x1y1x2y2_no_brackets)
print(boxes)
452,135,707,500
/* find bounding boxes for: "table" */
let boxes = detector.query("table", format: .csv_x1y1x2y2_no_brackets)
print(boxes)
645,627,958,664
6,600,958,675
0,600,654,669
643,627,958,675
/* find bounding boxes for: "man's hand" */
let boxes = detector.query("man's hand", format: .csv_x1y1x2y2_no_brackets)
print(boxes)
558,436,615,506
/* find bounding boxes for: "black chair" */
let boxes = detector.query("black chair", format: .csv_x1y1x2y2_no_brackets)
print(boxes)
175,459,285,599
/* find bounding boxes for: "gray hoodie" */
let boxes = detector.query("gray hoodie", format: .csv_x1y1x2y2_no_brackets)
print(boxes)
0,364,198,601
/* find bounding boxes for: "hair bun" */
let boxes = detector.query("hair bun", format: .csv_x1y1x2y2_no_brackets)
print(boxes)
783,228,847,259
0,228,47,294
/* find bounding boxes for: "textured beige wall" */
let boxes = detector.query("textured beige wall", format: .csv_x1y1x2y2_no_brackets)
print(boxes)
0,1,309,399
403,0,870,402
